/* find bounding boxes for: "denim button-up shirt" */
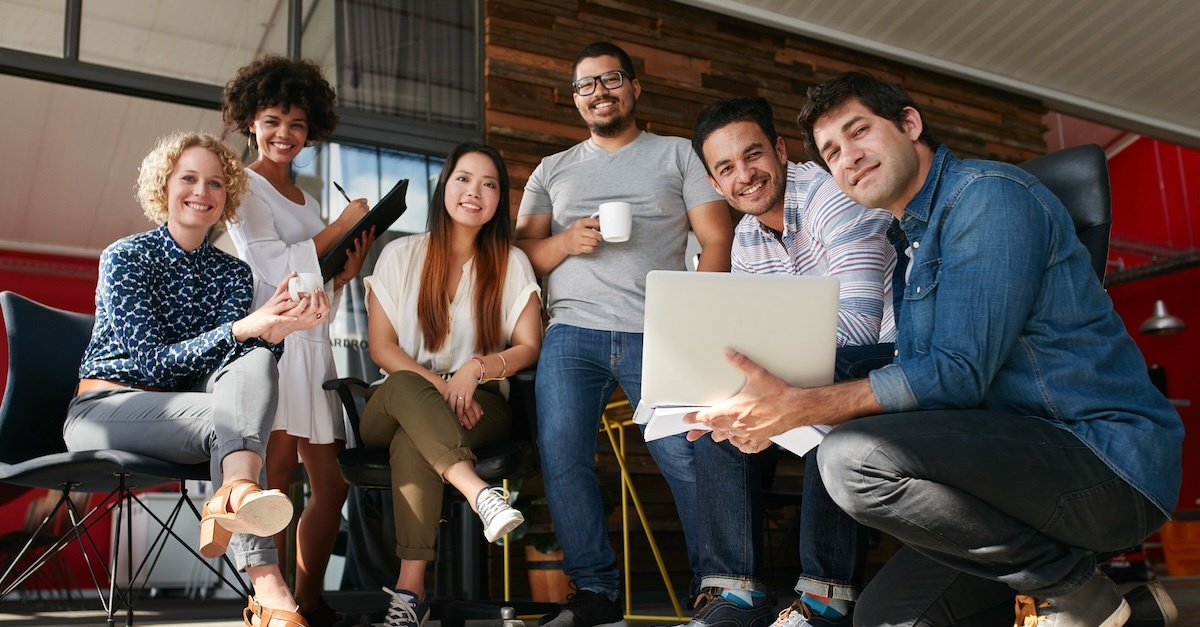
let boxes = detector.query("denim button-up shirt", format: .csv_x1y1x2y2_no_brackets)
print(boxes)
79,224,283,392
868,146,1183,515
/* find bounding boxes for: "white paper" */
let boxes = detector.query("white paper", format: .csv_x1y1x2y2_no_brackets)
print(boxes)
637,399,830,457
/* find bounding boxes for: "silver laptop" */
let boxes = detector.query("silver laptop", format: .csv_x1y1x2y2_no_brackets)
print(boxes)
640,270,840,408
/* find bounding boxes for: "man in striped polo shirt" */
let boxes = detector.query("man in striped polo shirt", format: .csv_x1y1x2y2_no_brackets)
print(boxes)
683,96,898,627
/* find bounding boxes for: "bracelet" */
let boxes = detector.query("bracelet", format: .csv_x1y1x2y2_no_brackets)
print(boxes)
496,351,508,379
471,356,487,383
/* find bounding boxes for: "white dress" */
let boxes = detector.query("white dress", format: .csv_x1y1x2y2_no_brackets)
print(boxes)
227,169,345,444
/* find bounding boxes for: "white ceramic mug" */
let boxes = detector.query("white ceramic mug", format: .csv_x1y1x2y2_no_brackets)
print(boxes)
288,272,325,301
590,201,633,243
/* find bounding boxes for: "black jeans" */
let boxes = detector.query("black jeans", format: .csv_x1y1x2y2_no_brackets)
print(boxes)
819,410,1165,626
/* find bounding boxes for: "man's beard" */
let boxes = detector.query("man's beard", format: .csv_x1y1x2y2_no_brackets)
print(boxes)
588,102,637,138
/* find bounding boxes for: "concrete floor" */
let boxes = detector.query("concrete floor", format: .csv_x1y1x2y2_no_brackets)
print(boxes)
1,577,1197,627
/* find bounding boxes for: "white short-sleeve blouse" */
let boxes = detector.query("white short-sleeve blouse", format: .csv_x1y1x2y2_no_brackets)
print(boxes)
364,233,540,379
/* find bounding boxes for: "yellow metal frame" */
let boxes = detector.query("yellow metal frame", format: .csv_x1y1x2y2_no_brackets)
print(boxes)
499,400,689,622
601,399,689,622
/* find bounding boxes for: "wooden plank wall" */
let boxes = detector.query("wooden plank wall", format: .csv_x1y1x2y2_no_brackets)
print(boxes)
484,0,1045,600
486,0,1048,213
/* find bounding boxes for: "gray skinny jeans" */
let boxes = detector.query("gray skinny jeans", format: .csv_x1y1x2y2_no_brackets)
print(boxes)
64,347,281,571
818,410,1165,627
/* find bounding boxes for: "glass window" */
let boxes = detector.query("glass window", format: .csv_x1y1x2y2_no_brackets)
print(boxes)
302,0,337,83
0,74,225,254
79,0,287,85
0,0,65,57
335,0,480,129
296,143,442,235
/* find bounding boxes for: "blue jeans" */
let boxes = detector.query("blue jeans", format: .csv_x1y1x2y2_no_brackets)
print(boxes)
820,410,1167,625
791,343,896,601
536,324,704,597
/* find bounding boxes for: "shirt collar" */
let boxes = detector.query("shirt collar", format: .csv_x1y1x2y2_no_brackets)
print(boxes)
150,223,209,265
902,144,954,225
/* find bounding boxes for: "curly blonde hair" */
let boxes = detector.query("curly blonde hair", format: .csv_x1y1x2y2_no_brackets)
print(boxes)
136,132,249,225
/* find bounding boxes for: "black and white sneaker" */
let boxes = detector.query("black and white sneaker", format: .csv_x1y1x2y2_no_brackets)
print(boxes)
674,593,773,627
381,587,429,627
538,590,627,627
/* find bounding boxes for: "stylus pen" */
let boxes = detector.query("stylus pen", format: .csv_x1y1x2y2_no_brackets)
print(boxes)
333,181,353,204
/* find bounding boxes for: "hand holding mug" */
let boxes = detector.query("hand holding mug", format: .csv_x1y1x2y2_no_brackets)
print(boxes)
560,216,603,256
288,272,325,301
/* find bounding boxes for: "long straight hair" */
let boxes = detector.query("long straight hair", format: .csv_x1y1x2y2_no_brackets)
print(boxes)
417,142,513,354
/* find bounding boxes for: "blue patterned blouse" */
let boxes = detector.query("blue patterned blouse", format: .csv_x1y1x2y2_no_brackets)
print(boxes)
78,224,283,392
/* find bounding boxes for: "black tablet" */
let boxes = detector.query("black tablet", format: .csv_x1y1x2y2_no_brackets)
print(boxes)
319,179,409,281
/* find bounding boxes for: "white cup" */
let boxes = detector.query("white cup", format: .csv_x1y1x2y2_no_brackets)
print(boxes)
288,272,325,301
590,202,633,243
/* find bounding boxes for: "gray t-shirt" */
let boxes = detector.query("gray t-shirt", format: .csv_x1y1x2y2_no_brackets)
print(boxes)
519,132,723,332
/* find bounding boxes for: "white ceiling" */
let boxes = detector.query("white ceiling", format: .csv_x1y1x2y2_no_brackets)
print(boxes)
676,0,1200,151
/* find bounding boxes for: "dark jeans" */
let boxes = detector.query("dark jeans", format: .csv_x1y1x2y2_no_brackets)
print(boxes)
695,343,894,597
819,410,1166,626
793,343,895,601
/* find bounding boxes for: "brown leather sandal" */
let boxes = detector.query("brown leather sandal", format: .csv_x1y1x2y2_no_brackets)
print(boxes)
244,596,309,627
199,479,293,558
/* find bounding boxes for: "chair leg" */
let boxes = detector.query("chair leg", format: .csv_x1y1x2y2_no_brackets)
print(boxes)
1,477,252,627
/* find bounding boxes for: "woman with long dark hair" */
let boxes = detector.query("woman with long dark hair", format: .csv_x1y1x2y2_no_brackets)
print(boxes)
360,142,541,627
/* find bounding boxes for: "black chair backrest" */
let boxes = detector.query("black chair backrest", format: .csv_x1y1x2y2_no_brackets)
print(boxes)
0,292,95,465
1018,144,1113,282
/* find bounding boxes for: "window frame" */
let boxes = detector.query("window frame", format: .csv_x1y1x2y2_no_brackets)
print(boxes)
0,0,484,157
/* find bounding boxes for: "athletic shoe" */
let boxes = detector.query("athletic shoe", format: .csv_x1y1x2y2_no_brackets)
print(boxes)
538,589,627,627
1012,571,1130,627
381,587,429,627
771,599,850,627
476,486,524,543
1124,580,1179,627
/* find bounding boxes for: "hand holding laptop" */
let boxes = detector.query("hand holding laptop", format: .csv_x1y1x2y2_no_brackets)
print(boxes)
682,347,830,455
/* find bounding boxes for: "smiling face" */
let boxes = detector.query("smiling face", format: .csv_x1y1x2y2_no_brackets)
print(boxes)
702,120,789,224
443,151,501,230
165,146,228,245
811,97,925,215
572,55,640,138
249,104,309,165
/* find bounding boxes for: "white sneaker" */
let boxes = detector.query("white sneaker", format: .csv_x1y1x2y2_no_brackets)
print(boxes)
475,486,524,543
1013,572,1130,627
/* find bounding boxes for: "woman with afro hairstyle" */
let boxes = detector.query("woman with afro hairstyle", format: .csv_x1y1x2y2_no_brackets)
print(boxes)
222,55,376,627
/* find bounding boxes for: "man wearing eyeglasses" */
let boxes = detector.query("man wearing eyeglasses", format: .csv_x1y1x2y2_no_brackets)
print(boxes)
515,41,734,627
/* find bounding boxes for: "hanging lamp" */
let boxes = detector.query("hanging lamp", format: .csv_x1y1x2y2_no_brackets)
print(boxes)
1139,300,1186,335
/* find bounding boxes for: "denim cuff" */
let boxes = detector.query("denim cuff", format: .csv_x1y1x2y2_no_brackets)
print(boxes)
235,546,278,572
868,364,920,412
700,575,767,593
793,575,860,602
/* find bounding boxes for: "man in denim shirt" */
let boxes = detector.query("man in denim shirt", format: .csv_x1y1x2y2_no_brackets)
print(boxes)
690,71,1183,627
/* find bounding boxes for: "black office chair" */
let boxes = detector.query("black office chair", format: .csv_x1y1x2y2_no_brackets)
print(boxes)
325,368,555,627
1018,143,1113,281
0,291,248,624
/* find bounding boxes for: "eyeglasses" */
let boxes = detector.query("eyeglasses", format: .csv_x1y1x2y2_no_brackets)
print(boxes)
572,70,628,96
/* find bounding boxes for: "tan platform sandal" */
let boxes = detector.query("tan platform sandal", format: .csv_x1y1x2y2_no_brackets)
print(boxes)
244,596,309,627
199,479,293,558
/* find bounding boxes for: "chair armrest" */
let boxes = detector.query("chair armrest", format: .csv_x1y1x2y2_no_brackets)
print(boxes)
507,368,539,465
324,377,373,448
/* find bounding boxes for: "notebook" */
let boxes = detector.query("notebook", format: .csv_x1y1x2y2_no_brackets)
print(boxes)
636,270,841,455
319,178,410,281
